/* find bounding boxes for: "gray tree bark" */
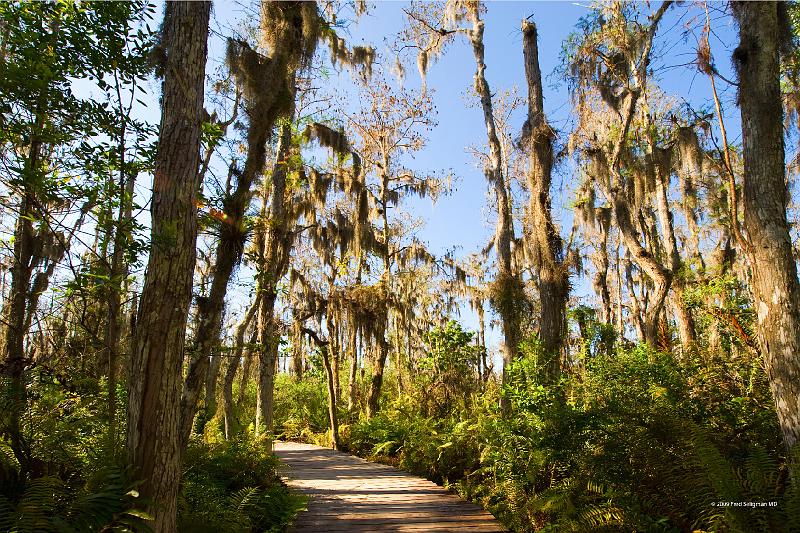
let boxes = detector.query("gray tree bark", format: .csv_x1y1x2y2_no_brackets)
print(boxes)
466,7,520,411
125,3,211,531
733,1,800,457
254,120,294,447
522,20,569,383
221,295,259,440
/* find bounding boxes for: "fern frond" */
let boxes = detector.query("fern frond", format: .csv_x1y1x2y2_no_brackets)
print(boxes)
0,495,14,532
229,486,261,512
576,503,625,527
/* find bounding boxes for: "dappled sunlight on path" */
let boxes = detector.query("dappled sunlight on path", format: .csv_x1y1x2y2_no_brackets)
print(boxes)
274,441,506,532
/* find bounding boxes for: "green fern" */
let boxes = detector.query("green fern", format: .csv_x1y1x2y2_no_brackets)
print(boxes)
0,469,149,533
0,495,15,532
372,439,400,456
576,503,625,528
682,423,800,533
229,486,261,514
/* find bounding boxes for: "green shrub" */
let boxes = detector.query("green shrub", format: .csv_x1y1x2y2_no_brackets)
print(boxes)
342,330,793,533
0,449,148,533
179,435,305,532
272,375,329,442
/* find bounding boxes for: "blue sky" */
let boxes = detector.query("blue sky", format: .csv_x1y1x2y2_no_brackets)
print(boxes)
268,1,740,349
337,1,592,255
120,1,743,357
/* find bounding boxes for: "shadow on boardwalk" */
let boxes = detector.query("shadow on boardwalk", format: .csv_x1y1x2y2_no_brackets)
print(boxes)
274,441,506,532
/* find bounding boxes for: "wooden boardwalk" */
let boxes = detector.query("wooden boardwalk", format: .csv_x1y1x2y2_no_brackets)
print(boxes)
273,441,506,532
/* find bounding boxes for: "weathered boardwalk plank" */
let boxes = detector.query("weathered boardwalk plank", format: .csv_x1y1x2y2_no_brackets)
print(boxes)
274,441,506,532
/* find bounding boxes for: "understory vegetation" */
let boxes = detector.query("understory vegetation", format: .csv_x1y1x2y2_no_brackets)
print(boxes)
3,0,800,532
273,320,800,532
0,373,302,532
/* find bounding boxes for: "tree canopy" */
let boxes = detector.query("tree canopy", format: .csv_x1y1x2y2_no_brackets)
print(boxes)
1,1,800,532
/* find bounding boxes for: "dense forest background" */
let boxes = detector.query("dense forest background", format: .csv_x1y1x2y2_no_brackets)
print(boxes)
2,1,800,532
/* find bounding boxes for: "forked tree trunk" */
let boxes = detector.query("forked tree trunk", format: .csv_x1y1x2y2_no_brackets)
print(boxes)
466,8,519,411
651,147,696,348
125,3,211,531
596,1,672,347
733,2,800,458
366,324,389,418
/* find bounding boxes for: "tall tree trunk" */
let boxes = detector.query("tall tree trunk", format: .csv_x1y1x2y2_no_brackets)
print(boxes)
292,324,305,378
733,2,800,457
254,119,294,446
651,145,696,347
366,330,389,418
321,345,341,449
466,7,519,411
312,325,341,450
255,291,279,446
327,314,341,407
202,353,222,433
104,162,136,444
125,4,210,531
614,240,624,333
476,301,489,382
592,223,611,324
181,49,271,446
671,285,696,350
180,222,243,444
367,160,392,417
347,324,358,413
221,295,259,440
237,339,254,409
522,20,569,383
222,354,239,441
2,175,37,473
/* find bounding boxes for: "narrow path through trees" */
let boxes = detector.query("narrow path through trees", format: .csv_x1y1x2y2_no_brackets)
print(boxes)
274,442,506,532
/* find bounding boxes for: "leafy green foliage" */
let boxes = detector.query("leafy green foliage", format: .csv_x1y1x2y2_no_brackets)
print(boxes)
272,374,330,442
0,470,150,533
0,370,302,532
0,373,148,532
179,436,305,532
413,321,482,417
342,320,791,533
